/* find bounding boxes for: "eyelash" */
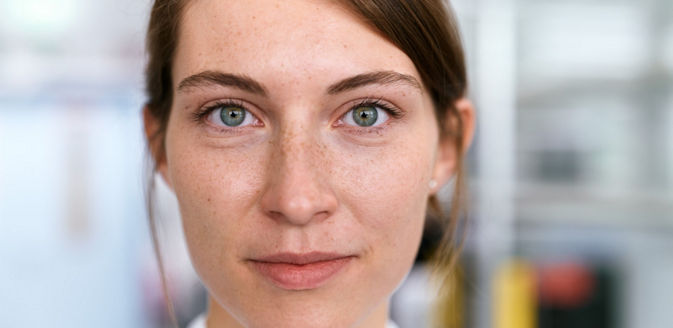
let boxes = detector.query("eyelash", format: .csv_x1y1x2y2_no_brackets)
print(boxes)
349,98,404,119
191,98,404,129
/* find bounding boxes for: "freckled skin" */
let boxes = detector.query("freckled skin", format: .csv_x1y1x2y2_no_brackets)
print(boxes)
157,0,458,327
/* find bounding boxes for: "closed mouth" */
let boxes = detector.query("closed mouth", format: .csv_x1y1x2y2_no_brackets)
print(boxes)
249,252,356,290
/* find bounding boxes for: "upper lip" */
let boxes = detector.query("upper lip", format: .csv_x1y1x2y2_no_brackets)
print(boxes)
251,252,353,265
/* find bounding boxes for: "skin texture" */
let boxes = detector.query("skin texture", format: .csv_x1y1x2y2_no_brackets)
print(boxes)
146,0,475,327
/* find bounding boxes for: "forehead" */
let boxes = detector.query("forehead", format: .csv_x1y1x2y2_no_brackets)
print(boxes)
173,0,420,89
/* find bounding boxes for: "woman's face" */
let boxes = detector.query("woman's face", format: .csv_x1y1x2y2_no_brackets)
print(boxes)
158,0,456,326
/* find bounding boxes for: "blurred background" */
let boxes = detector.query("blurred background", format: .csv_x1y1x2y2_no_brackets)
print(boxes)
0,0,671,327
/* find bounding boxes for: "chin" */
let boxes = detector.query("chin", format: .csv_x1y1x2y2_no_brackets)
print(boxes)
209,279,378,328
233,300,361,328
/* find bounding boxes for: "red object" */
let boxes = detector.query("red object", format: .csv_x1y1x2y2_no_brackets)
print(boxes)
537,262,596,307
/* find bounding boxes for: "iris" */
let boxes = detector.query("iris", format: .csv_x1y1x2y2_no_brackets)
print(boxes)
352,106,378,127
220,106,246,126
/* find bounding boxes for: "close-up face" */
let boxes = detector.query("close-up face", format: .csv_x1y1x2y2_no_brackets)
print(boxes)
155,0,462,327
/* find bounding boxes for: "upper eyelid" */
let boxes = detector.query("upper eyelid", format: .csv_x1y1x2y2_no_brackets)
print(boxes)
197,98,262,119
343,98,405,118
203,98,247,110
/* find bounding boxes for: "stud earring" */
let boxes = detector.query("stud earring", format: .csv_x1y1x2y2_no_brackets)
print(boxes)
429,179,438,189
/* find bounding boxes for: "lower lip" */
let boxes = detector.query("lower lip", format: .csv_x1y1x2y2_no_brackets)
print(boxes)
251,257,354,290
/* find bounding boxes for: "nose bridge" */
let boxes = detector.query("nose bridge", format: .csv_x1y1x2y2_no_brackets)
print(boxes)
261,120,336,225
274,119,323,182
278,122,315,173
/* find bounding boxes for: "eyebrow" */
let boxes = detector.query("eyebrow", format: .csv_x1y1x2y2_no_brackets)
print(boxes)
176,70,422,96
177,71,268,95
326,71,422,94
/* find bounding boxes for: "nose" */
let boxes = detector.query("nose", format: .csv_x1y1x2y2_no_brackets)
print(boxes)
259,127,338,226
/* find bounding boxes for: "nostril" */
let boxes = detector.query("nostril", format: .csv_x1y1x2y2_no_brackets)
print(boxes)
262,192,336,226
313,211,331,222
267,210,285,221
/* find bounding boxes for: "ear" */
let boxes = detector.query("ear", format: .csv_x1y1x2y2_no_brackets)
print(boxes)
430,98,475,194
143,106,173,189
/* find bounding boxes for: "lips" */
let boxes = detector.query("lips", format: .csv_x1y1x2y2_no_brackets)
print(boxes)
250,252,355,290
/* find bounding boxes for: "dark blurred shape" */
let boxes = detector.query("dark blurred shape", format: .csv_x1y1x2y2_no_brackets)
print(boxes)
538,262,617,328
488,259,619,328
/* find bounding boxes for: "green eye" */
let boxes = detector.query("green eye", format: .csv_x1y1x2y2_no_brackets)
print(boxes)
352,106,378,127
220,106,246,126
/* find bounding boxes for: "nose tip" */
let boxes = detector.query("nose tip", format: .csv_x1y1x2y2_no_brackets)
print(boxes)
260,136,338,226
265,191,335,225
261,175,338,226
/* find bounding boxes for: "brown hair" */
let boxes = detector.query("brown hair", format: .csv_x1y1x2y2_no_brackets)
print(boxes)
144,0,468,326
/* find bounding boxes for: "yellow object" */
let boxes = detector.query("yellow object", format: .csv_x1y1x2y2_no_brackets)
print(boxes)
433,266,464,328
493,260,537,328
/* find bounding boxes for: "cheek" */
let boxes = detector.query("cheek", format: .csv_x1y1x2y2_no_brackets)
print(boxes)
336,141,434,226
329,140,435,303
165,131,266,270
333,137,435,258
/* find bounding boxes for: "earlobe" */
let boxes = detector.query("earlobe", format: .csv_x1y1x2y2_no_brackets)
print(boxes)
143,106,173,189
430,98,476,194
156,163,173,190
430,141,455,194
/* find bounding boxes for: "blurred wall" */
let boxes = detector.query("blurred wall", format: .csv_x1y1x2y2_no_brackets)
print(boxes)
0,1,155,327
